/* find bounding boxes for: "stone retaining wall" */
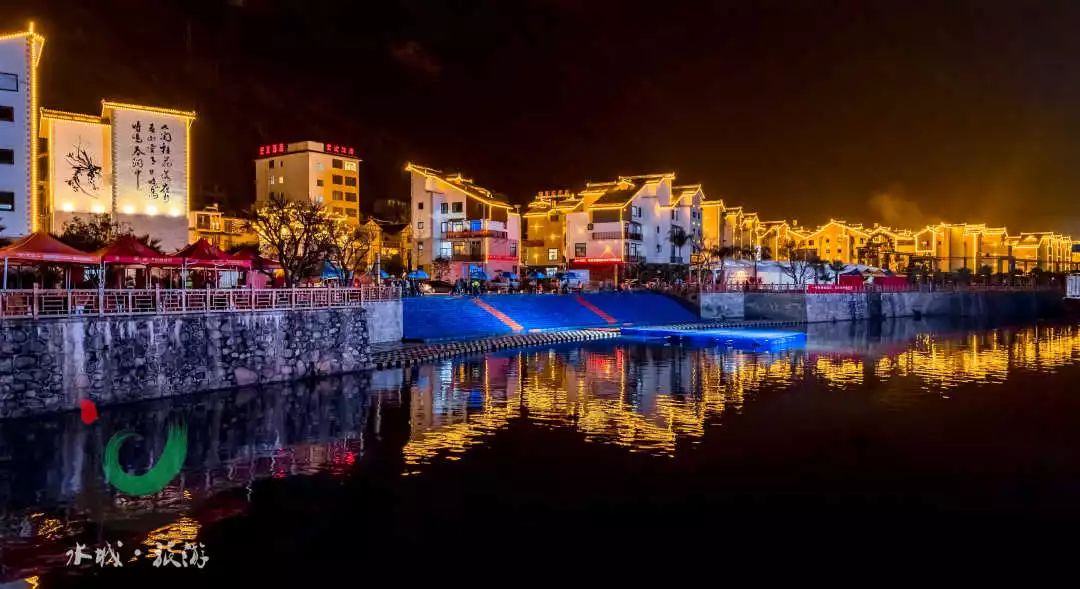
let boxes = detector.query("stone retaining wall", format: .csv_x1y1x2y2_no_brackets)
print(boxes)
0,308,372,418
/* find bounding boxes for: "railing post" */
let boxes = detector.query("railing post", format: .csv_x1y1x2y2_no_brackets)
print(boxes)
32,286,38,319
206,287,211,311
155,285,161,314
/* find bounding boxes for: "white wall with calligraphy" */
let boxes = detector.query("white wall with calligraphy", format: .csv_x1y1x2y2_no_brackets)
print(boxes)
47,118,112,233
110,109,189,251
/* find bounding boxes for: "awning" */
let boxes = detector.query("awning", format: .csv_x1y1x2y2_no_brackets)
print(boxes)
96,234,183,266
0,232,100,264
230,247,281,270
172,238,251,269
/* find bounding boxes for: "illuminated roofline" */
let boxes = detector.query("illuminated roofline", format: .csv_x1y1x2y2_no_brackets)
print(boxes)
405,162,513,209
40,108,104,125
101,100,196,119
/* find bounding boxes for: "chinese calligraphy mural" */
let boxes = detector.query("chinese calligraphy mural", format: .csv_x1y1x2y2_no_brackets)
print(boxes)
112,108,188,218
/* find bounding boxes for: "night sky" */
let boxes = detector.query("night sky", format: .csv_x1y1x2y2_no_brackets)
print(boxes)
7,0,1080,233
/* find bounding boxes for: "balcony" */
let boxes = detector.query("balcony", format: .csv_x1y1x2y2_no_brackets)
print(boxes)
592,230,643,241
625,255,646,265
444,229,508,239
450,253,484,262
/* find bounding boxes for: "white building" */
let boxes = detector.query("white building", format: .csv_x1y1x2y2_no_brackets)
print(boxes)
406,163,521,282
564,173,703,282
0,24,44,237
254,140,362,224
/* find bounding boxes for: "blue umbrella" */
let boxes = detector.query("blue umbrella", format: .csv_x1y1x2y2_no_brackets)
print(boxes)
527,270,546,279
407,269,429,280
379,270,390,279
500,271,516,279
470,270,491,281
562,272,579,279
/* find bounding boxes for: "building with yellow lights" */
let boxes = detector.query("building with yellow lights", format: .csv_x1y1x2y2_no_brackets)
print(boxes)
522,189,579,274
188,204,257,251
0,24,44,237
406,163,521,282
254,140,361,224
39,102,195,251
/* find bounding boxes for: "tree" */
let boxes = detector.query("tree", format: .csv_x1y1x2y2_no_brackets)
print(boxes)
431,257,451,281
57,214,128,251
326,220,374,284
977,264,993,285
708,245,734,286
668,227,690,261
778,240,819,285
244,194,338,287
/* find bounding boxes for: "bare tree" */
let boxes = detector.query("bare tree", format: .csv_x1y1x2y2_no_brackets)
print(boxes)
326,220,374,284
244,194,337,287
778,239,819,286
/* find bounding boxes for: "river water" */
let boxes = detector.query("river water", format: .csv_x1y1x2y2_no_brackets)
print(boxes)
3,318,1080,584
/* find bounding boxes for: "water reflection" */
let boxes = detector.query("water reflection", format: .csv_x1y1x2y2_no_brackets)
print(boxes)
3,318,1080,581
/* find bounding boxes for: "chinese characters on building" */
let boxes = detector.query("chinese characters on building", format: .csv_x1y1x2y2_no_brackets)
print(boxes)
66,540,209,569
129,119,174,202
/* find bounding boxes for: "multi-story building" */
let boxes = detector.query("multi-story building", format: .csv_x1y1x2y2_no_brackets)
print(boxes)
372,220,412,273
189,204,257,251
0,24,44,237
406,163,521,282
40,102,195,251
801,220,870,264
522,189,580,274
254,141,361,224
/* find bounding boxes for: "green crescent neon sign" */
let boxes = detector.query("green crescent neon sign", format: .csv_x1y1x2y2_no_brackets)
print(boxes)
103,421,188,496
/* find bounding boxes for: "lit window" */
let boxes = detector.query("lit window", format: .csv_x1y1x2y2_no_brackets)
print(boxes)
440,221,448,233
575,243,586,257
453,242,466,255
418,242,424,253
345,208,357,217
278,176,284,184
440,244,451,258
344,161,357,171
548,248,558,261
334,207,344,215
332,191,343,201
269,176,275,185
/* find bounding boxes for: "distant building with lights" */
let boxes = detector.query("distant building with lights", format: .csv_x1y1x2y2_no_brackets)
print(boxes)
254,141,361,224
188,204,257,251
0,24,44,237
39,102,195,250
406,163,521,282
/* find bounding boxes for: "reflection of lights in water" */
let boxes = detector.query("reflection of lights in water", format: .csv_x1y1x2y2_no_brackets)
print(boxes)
142,515,200,560
402,324,1080,470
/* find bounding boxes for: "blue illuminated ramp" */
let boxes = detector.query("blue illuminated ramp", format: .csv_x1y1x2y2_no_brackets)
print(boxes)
621,326,806,350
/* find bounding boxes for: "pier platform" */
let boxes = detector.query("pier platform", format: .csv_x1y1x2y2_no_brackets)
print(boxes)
621,326,806,350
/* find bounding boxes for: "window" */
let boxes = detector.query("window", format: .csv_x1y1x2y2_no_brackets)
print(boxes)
671,209,677,220
451,202,463,213
575,243,586,257
269,176,276,185
345,208,357,217
332,190,343,201
0,106,11,122
440,203,448,214
332,159,343,169
278,176,284,184
808,239,815,246
0,192,12,211
440,221,448,233
418,221,424,230
418,242,424,253
332,175,343,185
334,207,344,215
315,162,324,172
0,73,17,92
312,193,323,204
632,206,642,218
440,243,451,258
548,248,558,261
345,192,357,202
656,244,662,253
510,243,518,256
452,221,464,232
316,179,324,187
344,176,357,187
656,226,660,234
344,161,357,171
453,241,466,255
269,160,275,169
0,149,12,165
418,201,424,210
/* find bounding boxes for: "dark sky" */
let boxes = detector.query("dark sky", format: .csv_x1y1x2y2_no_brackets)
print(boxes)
7,0,1080,233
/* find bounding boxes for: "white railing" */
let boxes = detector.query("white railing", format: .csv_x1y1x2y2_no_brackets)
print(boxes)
0,286,401,319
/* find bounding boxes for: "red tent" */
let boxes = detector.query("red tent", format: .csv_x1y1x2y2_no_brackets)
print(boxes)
0,232,100,264
96,235,183,266
173,238,251,269
230,247,281,270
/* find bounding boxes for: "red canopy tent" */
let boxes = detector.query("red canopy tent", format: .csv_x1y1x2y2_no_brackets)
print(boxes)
173,238,251,269
96,234,183,266
230,248,281,288
0,233,100,289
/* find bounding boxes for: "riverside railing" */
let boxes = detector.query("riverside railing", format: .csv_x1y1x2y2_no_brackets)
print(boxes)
690,283,1059,294
0,286,401,319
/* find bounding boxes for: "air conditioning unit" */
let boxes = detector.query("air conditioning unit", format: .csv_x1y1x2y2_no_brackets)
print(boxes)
587,223,594,230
